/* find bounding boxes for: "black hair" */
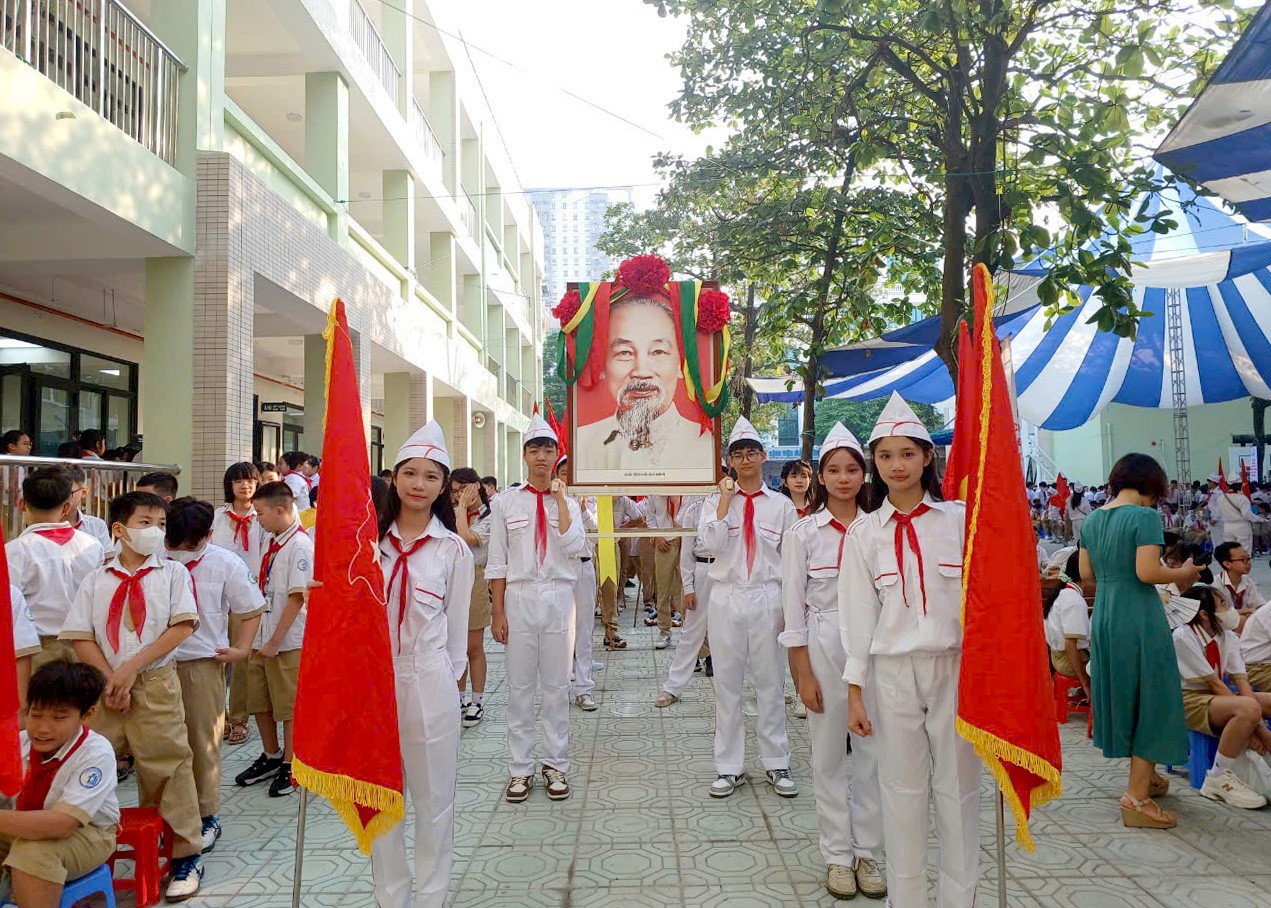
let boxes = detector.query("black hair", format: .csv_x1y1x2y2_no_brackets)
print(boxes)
21,467,72,511
108,490,167,528
307,455,321,468
481,475,497,488
56,441,82,459
1107,453,1168,503
223,461,261,504
2,429,28,451
1214,541,1245,568
727,438,764,456
252,480,294,508
378,460,457,538
27,662,106,714
868,436,943,503
1182,585,1222,636
1042,551,1085,620
451,466,491,515
255,460,278,476
377,469,393,480
55,464,87,486
370,476,392,525
524,438,558,452
165,498,216,548
1070,488,1085,510
79,429,105,451
780,460,820,512
136,471,179,498
813,446,873,516
280,451,310,470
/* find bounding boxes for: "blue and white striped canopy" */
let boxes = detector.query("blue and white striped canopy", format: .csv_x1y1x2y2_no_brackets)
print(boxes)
752,177,1271,430
1157,3,1271,221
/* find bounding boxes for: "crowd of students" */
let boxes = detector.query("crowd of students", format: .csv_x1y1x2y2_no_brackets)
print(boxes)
7,394,1271,907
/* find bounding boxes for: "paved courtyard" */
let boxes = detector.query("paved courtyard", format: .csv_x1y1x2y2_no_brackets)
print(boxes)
114,580,1271,908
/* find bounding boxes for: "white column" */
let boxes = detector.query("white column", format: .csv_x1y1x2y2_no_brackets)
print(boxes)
141,258,195,475
303,334,326,454
383,371,432,459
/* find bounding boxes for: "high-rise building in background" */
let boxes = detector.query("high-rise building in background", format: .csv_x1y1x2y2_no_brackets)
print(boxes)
529,188,634,306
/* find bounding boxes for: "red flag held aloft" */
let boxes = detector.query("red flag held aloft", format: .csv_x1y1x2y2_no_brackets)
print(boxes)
1241,460,1251,499
1049,474,1069,510
0,526,22,795
292,299,403,853
1218,459,1231,494
943,319,975,502
954,264,1062,851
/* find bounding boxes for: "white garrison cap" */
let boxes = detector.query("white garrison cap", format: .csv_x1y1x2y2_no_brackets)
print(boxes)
727,416,763,449
1208,472,1223,484
819,421,863,461
868,392,933,445
525,413,558,445
394,419,450,470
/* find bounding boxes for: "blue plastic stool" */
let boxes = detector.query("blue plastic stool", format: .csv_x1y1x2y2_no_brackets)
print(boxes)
1186,729,1220,789
60,863,115,908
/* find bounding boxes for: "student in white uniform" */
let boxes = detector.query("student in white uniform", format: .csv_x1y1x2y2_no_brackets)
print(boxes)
61,465,112,550
1213,542,1265,630
371,420,474,908
654,493,713,707
840,392,980,908
1043,550,1092,703
779,423,885,900
1066,484,1093,544
453,467,493,728
553,456,600,712
1169,587,1271,809
1240,600,1271,692
1207,473,1262,553
486,415,585,803
277,452,312,511
11,584,41,712
698,417,799,799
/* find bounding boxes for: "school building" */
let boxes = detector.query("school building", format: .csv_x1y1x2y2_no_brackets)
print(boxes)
0,0,544,498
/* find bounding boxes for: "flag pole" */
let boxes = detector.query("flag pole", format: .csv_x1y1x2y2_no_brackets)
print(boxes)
291,788,309,908
996,790,1008,908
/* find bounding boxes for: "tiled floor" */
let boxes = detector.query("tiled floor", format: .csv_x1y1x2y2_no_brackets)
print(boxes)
117,584,1271,907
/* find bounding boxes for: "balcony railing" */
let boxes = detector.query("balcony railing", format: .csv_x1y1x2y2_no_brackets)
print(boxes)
348,0,399,108
409,97,443,172
459,188,478,238
1,0,186,165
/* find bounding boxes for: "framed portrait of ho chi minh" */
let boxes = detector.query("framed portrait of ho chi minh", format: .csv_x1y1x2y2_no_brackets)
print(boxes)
551,255,731,492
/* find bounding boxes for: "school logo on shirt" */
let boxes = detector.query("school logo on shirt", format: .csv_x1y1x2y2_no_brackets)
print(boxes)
298,559,310,573
79,767,103,789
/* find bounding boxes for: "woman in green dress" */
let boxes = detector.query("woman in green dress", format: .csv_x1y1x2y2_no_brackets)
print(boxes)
1078,453,1201,829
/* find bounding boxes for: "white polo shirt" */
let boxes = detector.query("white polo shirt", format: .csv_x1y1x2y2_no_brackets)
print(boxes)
282,472,311,511
1240,605,1271,665
256,522,312,652
6,524,106,636
210,505,267,577
19,728,120,828
173,544,268,661
73,513,113,550
11,585,40,658
1044,584,1091,653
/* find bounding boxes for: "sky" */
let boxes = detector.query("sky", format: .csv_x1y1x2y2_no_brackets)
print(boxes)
448,0,716,202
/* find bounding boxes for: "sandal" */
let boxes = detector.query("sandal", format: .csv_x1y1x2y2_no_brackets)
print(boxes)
224,723,250,746
1149,773,1170,798
1120,793,1176,829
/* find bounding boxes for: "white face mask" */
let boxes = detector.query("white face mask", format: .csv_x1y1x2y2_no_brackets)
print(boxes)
1218,607,1241,632
168,545,205,565
124,526,166,557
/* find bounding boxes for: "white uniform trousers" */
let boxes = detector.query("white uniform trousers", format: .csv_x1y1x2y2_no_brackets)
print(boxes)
805,608,883,866
872,653,981,908
570,558,597,698
1217,519,1254,553
708,580,790,776
505,580,574,776
1069,516,1086,546
662,562,713,697
372,650,460,908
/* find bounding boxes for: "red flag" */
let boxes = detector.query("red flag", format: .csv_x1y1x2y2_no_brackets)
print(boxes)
943,320,976,502
955,264,1062,851
1242,460,1252,499
545,398,567,457
0,525,22,795
1218,460,1231,494
292,299,403,853
1049,474,1069,510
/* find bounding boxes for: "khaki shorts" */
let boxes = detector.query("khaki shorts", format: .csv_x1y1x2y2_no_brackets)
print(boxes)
33,636,77,671
1248,662,1271,693
1050,647,1090,679
469,565,491,630
1181,688,1216,734
1,823,116,885
246,648,301,721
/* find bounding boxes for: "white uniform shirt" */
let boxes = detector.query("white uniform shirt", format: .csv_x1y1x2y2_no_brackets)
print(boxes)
1044,585,1090,653
1174,624,1247,689
173,544,268,661
19,729,120,828
1215,569,1266,611
577,497,598,559
1240,605,1271,665
779,509,867,649
645,495,685,541
677,497,708,593
698,486,798,586
11,585,40,658
462,508,492,568
61,552,198,672
6,524,106,636
282,472,311,511
380,517,474,676
839,494,966,686
210,505,266,576
485,487,585,585
256,522,313,652
73,513,113,550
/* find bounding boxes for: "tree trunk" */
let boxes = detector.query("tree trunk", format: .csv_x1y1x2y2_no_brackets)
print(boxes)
936,177,971,385
802,356,819,463
739,283,758,418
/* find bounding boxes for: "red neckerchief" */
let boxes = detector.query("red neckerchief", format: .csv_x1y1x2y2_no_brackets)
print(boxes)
1195,626,1222,676
1226,581,1246,609
891,503,933,614
828,517,849,569
173,553,206,607
668,496,680,522
259,526,296,594
798,505,812,519
225,509,254,552
106,565,157,652
524,485,550,566
18,726,90,811
33,526,76,546
387,533,430,647
739,489,765,578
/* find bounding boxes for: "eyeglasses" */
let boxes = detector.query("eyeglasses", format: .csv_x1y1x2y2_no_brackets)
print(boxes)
1230,556,1252,564
729,449,763,462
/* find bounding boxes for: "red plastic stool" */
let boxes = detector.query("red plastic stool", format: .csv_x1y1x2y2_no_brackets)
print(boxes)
1053,673,1091,724
107,807,173,908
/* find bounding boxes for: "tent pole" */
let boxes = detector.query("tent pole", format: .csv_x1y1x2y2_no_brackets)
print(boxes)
996,790,1007,908
291,788,309,908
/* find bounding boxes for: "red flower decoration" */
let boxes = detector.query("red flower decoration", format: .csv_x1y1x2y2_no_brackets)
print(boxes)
553,289,582,326
697,288,732,332
616,255,672,298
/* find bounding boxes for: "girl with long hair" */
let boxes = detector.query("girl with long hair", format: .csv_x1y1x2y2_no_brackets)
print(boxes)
452,466,493,726
780,459,818,518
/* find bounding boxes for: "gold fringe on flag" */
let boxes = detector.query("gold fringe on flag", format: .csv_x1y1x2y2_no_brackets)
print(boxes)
293,757,405,855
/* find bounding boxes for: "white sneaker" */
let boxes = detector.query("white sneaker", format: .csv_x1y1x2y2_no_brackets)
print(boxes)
654,634,670,650
542,765,570,800
575,693,598,711
164,855,203,901
854,856,887,898
826,863,857,899
793,700,808,718
654,691,679,708
766,768,798,798
1201,767,1268,809
710,773,745,798
592,660,604,672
